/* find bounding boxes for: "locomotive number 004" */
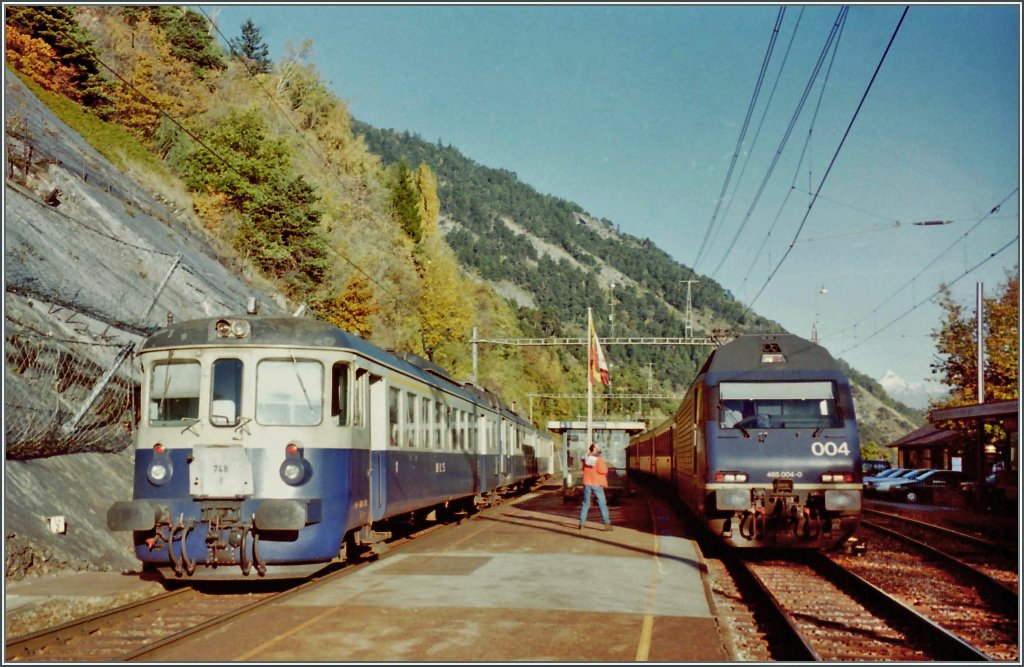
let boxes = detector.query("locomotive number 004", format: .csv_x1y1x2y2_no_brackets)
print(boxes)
811,441,850,456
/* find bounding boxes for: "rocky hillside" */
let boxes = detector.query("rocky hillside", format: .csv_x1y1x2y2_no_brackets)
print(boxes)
4,68,292,579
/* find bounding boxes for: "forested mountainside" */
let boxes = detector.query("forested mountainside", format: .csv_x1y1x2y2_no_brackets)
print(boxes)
355,124,924,442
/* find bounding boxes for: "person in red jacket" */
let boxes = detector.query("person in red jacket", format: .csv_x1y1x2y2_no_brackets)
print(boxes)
579,443,612,531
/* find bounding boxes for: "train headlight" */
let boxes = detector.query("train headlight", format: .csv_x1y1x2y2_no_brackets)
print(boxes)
146,444,172,486
279,442,310,486
821,472,854,483
824,489,861,511
214,319,251,339
716,488,750,511
714,471,748,483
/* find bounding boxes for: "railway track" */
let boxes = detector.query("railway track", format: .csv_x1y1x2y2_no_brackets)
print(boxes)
862,506,1018,593
833,521,1018,661
5,519,455,662
5,583,286,662
734,550,992,661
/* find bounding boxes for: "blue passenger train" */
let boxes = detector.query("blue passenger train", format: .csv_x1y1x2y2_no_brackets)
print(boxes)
627,333,862,548
108,314,553,580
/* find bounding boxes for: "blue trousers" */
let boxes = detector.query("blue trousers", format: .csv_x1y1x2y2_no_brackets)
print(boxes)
579,485,610,525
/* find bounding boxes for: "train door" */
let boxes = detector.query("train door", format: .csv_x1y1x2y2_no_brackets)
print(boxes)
368,374,387,521
500,418,509,481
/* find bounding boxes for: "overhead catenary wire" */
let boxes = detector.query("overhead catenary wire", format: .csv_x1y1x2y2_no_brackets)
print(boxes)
738,6,909,322
710,6,848,283
823,187,1019,340
735,9,846,295
835,236,1018,355
691,6,785,275
706,7,807,271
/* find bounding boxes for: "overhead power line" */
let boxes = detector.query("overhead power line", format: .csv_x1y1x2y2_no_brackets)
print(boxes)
704,7,807,266
835,236,1018,355
709,5,848,282
735,9,847,295
739,5,910,321
691,6,786,274
824,187,1019,339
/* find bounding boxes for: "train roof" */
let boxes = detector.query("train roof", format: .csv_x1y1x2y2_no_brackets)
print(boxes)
140,316,509,410
700,333,845,376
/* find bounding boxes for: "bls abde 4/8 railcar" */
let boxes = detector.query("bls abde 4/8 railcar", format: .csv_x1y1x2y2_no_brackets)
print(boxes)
108,315,553,580
627,333,861,548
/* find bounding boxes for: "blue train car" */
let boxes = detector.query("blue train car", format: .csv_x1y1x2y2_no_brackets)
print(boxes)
629,333,862,548
108,314,552,580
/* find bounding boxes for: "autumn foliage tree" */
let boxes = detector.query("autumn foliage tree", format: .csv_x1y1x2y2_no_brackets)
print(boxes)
5,5,114,110
415,163,440,236
5,25,79,97
317,274,379,338
930,269,1019,407
416,235,473,363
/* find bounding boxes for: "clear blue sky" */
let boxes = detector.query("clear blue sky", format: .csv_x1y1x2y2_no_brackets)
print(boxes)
202,3,1020,409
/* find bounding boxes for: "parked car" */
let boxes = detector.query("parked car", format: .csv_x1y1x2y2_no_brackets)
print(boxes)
864,467,908,485
892,469,964,504
867,468,932,496
861,459,892,477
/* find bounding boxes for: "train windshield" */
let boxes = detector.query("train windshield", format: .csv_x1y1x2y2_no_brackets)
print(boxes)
718,381,841,430
256,359,324,425
150,360,200,425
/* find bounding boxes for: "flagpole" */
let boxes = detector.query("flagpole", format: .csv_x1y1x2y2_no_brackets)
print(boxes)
587,307,593,451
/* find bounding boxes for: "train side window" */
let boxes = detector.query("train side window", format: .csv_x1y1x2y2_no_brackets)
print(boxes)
434,401,442,449
331,363,350,425
449,407,457,449
150,360,200,425
406,392,417,448
352,369,366,427
421,397,431,449
255,359,323,426
388,387,400,447
459,410,467,450
210,358,243,427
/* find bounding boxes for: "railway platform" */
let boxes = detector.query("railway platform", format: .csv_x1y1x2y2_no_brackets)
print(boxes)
131,480,732,662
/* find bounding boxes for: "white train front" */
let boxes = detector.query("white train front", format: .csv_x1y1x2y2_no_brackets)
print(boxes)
108,315,553,580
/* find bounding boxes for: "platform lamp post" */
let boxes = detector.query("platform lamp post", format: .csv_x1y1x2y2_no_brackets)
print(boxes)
812,285,827,343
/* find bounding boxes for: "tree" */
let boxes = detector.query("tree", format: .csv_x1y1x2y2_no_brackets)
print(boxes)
416,237,472,362
102,16,192,141
174,108,329,296
415,163,440,236
5,25,78,97
388,159,423,243
229,18,272,74
5,6,115,110
162,8,227,75
930,269,1019,407
317,274,379,338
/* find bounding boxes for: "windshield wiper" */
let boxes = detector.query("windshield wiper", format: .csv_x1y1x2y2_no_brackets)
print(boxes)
291,353,313,409
718,401,750,438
